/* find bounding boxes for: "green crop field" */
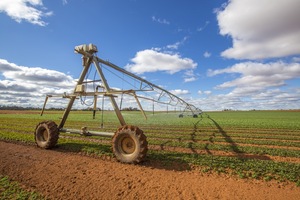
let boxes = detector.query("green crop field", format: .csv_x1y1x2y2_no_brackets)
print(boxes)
0,110,299,185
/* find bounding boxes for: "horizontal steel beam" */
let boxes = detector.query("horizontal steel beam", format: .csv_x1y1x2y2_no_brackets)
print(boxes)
60,128,114,137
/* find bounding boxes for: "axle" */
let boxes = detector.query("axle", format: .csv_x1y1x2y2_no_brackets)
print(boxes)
60,127,114,137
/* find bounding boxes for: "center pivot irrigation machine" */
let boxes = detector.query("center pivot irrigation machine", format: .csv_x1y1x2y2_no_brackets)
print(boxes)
35,44,201,164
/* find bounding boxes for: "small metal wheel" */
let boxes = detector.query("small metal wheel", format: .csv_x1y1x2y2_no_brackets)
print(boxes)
35,121,59,149
112,125,148,164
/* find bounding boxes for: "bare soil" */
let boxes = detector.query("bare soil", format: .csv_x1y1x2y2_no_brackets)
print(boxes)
1,141,299,200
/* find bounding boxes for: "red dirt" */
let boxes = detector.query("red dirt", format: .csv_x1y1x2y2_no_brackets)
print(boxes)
1,141,299,200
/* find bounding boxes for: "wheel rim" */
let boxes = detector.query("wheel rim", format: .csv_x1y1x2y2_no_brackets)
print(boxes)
37,127,48,142
120,136,136,154
42,129,48,141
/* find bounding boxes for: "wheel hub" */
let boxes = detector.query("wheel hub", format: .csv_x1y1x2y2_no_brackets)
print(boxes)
121,137,136,154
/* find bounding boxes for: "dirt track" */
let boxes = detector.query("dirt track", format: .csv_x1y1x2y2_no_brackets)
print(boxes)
0,141,299,200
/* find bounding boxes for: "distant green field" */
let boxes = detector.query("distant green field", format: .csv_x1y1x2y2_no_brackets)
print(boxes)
0,110,300,185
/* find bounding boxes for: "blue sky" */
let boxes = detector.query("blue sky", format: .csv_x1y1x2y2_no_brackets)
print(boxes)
0,0,300,111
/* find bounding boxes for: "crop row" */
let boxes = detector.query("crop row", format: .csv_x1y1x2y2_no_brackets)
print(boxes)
146,136,300,149
148,139,300,158
1,121,300,144
2,127,299,185
1,110,300,185
2,127,298,150
1,128,300,185
1,126,299,159
149,150,300,184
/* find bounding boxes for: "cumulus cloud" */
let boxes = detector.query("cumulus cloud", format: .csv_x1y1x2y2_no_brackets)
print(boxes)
208,61,300,90
183,69,198,83
196,90,211,96
0,0,52,26
125,37,198,82
204,61,300,110
0,59,20,72
4,67,73,85
217,0,300,59
169,89,189,96
0,59,75,108
184,77,197,83
0,59,74,87
203,91,212,95
0,80,37,93
195,87,300,111
124,49,197,74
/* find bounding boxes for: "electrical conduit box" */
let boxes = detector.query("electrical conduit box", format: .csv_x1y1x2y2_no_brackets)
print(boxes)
75,84,85,93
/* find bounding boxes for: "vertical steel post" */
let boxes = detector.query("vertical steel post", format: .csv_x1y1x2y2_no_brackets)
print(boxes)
133,92,147,120
58,57,92,129
40,95,49,116
93,58,126,126
93,95,97,119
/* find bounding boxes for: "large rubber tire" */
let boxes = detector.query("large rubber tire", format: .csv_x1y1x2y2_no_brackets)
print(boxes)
112,125,148,164
35,121,59,149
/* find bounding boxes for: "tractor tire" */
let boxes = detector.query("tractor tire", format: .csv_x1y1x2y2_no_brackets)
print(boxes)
112,125,148,164
35,121,59,149
193,114,198,118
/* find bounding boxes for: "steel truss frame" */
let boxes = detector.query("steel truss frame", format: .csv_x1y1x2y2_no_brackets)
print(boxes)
41,44,201,136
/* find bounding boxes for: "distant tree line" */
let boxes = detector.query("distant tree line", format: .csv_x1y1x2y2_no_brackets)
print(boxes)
0,105,41,110
121,107,139,111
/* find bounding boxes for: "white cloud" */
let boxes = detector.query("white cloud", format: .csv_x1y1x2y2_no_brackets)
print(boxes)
166,37,188,50
203,91,212,95
0,0,52,26
166,42,181,50
0,59,20,72
0,59,74,87
0,59,75,108
208,61,300,90
208,62,300,88
204,61,300,110
203,51,211,58
195,87,300,111
169,89,189,96
184,77,197,83
128,38,194,82
152,16,170,25
0,80,37,93
217,0,300,59
197,90,212,96
4,68,73,86
183,69,197,83
125,49,197,74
